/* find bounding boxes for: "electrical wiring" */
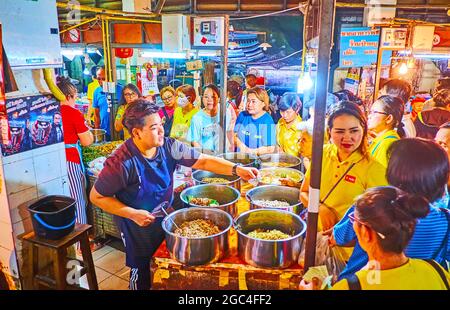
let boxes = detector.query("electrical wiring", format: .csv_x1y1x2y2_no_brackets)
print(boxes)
230,6,301,21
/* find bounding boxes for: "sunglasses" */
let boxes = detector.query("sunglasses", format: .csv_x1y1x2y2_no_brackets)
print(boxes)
348,211,386,239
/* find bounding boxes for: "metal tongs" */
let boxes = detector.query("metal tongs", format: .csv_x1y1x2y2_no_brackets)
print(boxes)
151,201,180,230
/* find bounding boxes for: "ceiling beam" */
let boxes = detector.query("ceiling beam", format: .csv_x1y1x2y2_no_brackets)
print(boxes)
154,0,167,14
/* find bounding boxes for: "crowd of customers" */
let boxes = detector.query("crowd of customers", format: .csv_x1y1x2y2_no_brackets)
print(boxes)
63,68,450,289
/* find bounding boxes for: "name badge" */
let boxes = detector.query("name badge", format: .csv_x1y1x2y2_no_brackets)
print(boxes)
345,175,356,183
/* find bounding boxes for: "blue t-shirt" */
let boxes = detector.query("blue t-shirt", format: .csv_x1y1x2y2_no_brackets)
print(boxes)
234,111,275,151
333,194,450,280
186,110,220,153
92,84,123,138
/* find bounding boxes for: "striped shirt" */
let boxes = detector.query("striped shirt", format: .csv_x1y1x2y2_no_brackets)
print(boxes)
334,195,450,281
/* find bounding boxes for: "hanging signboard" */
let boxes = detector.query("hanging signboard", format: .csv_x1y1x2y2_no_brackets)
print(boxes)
1,95,62,156
192,17,225,49
339,27,391,68
412,26,435,52
140,64,159,96
186,59,204,72
380,28,408,49
433,27,450,48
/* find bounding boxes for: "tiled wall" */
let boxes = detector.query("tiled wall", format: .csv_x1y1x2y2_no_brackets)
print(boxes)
0,142,69,288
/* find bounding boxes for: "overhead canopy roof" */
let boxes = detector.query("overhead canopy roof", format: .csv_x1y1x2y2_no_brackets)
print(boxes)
57,0,450,23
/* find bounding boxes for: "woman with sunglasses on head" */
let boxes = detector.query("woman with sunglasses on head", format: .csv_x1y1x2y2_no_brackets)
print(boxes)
333,138,450,282
170,84,199,143
115,84,142,140
158,86,177,137
300,101,387,232
367,95,405,168
234,87,276,155
329,186,450,290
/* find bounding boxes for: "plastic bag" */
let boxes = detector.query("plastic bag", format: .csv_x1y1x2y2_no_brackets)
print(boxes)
298,233,347,285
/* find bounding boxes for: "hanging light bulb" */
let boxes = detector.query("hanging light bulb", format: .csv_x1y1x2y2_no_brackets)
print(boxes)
297,72,314,93
83,67,90,75
229,41,239,50
399,62,408,75
259,42,272,51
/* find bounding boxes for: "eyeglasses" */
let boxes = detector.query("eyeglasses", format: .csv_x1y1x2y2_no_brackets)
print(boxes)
124,92,137,98
162,95,174,102
348,211,386,239
369,110,389,116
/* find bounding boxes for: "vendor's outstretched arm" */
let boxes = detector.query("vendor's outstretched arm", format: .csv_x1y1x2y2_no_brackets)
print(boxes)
192,154,258,181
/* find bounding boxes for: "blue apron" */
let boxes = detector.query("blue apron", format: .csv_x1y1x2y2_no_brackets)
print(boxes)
65,141,86,175
115,139,174,265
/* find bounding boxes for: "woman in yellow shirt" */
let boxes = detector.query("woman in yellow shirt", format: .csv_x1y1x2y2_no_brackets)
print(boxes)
170,84,199,143
276,93,303,157
368,95,405,168
332,186,450,290
114,84,142,140
300,101,387,231
301,186,450,290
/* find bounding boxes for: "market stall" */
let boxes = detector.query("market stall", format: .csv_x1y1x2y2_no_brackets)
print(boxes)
147,153,306,290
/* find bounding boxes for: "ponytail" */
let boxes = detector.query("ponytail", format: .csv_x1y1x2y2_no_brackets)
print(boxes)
355,186,430,253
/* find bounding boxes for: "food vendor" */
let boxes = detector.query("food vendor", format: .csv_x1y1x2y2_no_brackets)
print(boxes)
56,77,94,229
90,99,258,290
300,101,387,231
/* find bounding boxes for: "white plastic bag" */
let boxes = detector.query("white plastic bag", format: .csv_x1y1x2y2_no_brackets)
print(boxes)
299,233,347,284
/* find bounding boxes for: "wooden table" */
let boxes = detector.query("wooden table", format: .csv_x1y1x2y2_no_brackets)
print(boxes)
151,183,304,290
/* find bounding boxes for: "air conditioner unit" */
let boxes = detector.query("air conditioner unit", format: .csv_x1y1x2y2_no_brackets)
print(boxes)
162,15,191,52
122,0,151,14
0,0,62,69
364,0,397,27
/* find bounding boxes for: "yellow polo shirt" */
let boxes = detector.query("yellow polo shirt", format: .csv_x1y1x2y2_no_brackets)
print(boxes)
115,104,130,140
170,107,199,141
87,79,100,124
369,129,399,169
332,259,450,290
304,143,388,225
276,115,303,157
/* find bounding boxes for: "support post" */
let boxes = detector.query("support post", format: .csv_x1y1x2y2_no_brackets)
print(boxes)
219,15,229,154
304,0,336,272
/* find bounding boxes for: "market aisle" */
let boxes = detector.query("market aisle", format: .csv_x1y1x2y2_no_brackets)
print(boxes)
78,245,130,290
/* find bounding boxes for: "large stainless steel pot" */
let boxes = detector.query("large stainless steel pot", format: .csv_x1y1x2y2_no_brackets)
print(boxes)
217,152,259,168
246,185,303,214
235,209,306,268
258,167,304,188
90,129,106,144
259,153,301,170
192,170,241,192
180,184,240,218
162,207,232,266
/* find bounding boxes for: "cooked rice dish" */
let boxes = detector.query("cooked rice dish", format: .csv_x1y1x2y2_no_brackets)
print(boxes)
248,229,291,240
262,162,294,168
201,177,230,184
188,197,220,207
253,199,290,208
174,219,221,238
